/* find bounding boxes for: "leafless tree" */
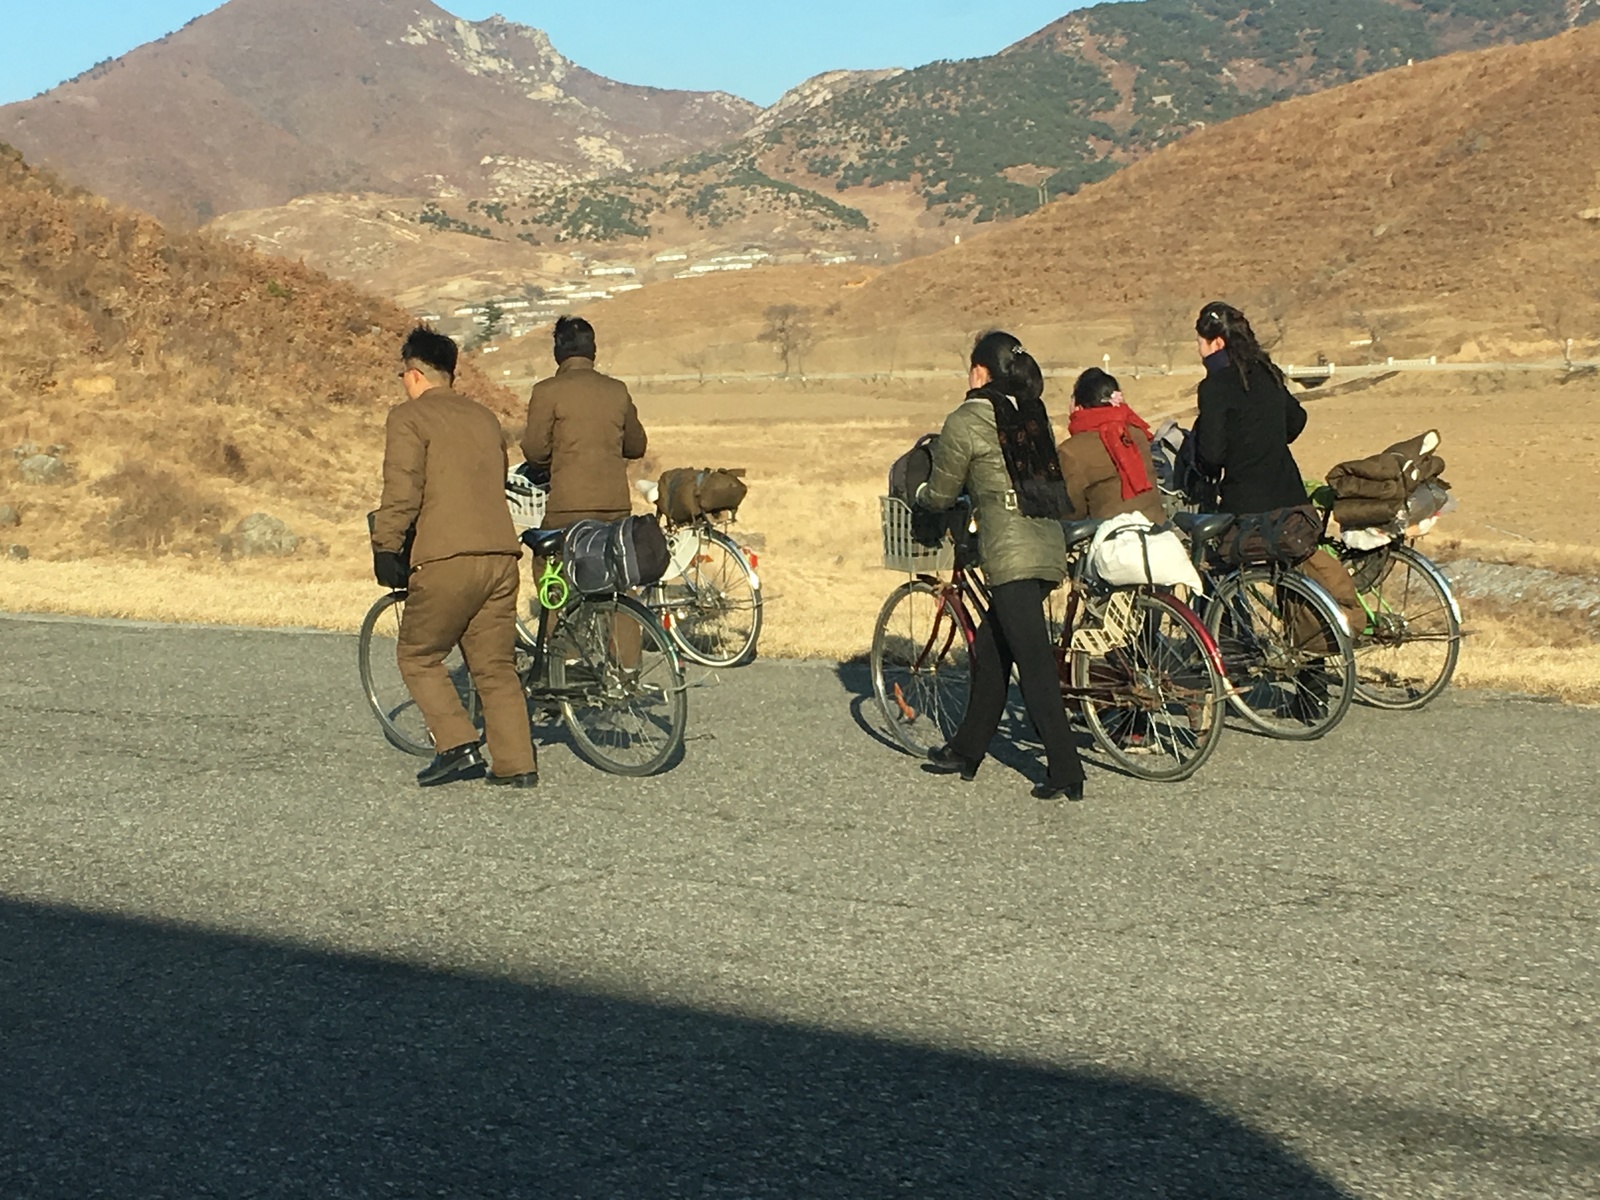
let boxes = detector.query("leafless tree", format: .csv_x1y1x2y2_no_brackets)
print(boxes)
1533,294,1579,371
757,304,813,378
1250,284,1297,353
1133,296,1193,373
679,347,712,385
1347,308,1403,363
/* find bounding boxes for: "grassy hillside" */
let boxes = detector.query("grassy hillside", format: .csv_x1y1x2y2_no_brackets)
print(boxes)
844,18,1600,351
0,145,515,561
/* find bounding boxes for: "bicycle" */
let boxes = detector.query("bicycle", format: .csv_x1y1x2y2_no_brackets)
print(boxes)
869,498,1227,783
634,479,762,667
1323,534,1462,710
357,526,688,777
1172,511,1357,741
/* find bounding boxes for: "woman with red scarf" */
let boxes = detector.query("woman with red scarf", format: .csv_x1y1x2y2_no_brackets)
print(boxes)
1057,368,1167,523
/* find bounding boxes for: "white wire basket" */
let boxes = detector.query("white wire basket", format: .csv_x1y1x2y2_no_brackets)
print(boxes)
880,495,954,573
505,472,549,533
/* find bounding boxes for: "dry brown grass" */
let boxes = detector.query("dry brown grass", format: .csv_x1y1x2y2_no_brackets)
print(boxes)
5,375,1597,712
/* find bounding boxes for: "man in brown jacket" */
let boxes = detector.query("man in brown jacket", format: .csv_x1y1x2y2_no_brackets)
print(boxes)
372,327,537,789
521,316,647,529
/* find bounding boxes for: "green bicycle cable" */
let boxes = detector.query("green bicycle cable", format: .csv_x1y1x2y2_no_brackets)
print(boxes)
537,558,569,610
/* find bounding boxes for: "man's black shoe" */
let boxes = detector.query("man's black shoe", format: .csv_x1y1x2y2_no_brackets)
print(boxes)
1032,781,1085,802
485,770,539,789
417,743,486,787
925,745,978,782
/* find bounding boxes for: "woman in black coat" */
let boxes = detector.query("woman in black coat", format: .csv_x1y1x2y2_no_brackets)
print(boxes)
1193,302,1365,718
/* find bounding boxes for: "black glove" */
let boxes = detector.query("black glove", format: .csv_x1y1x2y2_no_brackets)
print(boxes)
373,549,409,590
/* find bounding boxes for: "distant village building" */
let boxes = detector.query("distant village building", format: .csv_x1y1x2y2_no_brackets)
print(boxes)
653,251,689,263
588,264,637,277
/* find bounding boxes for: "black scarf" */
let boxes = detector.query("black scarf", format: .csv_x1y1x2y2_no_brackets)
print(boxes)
969,384,1072,519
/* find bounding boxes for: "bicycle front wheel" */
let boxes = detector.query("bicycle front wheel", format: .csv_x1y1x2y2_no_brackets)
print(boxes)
1345,544,1461,710
870,579,973,758
657,527,763,667
1207,568,1355,741
358,591,474,758
559,594,687,776
1071,590,1227,782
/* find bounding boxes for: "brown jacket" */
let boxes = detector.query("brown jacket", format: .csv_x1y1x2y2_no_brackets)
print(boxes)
373,386,520,568
1058,427,1167,525
520,357,647,522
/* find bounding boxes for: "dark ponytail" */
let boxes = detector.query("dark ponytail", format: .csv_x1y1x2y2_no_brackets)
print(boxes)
970,330,1044,404
966,329,1070,519
1196,301,1284,391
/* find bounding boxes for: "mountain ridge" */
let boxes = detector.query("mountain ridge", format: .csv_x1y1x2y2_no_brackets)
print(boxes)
0,0,757,225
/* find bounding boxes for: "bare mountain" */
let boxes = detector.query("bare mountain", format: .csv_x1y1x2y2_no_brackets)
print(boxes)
0,0,757,226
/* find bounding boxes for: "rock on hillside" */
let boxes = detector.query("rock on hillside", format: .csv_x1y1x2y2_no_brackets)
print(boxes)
0,144,513,559
747,69,907,139
847,21,1600,344
0,0,757,225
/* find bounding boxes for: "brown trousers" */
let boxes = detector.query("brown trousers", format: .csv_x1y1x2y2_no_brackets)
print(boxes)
1286,547,1367,653
396,553,536,777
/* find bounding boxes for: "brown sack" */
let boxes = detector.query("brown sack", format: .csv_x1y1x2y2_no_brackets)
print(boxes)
696,469,747,515
657,468,704,523
656,468,748,524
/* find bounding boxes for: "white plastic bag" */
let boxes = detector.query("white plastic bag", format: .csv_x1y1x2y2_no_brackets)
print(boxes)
1089,513,1205,593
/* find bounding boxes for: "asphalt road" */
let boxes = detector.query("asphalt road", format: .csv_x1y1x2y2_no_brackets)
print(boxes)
1,613,1595,1198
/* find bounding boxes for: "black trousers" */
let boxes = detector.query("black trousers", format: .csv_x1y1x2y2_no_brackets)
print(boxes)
950,578,1085,788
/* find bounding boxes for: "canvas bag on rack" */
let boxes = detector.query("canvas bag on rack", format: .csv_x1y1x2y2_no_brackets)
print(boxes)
657,468,748,524
1088,513,1205,592
561,516,669,595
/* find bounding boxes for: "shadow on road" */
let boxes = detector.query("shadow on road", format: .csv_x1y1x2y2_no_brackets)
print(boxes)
0,897,1352,1197
834,660,1127,785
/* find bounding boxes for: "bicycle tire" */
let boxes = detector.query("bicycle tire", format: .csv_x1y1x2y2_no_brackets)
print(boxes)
657,527,763,668
1071,590,1227,782
1206,567,1355,741
870,578,973,758
357,590,478,757
1347,544,1461,710
559,594,687,776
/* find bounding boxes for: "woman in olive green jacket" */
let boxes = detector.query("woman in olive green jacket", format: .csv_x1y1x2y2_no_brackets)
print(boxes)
916,331,1085,801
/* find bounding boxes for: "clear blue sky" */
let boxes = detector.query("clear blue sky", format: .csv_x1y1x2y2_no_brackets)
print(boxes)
0,1,1089,107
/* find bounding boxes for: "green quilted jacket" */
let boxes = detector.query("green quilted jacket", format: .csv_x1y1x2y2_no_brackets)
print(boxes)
920,397,1067,588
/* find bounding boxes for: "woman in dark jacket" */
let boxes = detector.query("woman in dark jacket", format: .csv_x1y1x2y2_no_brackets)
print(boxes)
1193,302,1364,716
915,331,1085,802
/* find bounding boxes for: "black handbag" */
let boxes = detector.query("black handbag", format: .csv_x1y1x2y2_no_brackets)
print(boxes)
1217,504,1324,566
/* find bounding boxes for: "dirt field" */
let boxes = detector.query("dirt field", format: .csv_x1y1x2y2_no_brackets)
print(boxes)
3,368,1597,701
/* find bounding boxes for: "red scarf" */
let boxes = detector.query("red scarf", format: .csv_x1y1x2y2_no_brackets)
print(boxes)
1068,405,1154,500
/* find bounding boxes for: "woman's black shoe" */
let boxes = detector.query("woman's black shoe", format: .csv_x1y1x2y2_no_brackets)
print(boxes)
925,745,978,782
417,742,486,787
1031,781,1085,802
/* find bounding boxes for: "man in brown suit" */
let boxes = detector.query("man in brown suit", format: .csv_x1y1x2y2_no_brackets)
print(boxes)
372,327,537,789
521,316,647,529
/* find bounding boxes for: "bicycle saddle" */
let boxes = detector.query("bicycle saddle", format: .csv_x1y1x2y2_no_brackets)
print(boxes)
520,527,566,555
1059,517,1104,548
1172,511,1235,542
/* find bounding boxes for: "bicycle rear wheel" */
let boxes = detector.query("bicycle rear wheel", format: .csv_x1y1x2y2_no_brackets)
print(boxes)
1206,568,1355,741
870,579,973,758
1344,544,1461,710
559,594,686,776
357,591,476,757
656,526,763,667
1071,590,1227,782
